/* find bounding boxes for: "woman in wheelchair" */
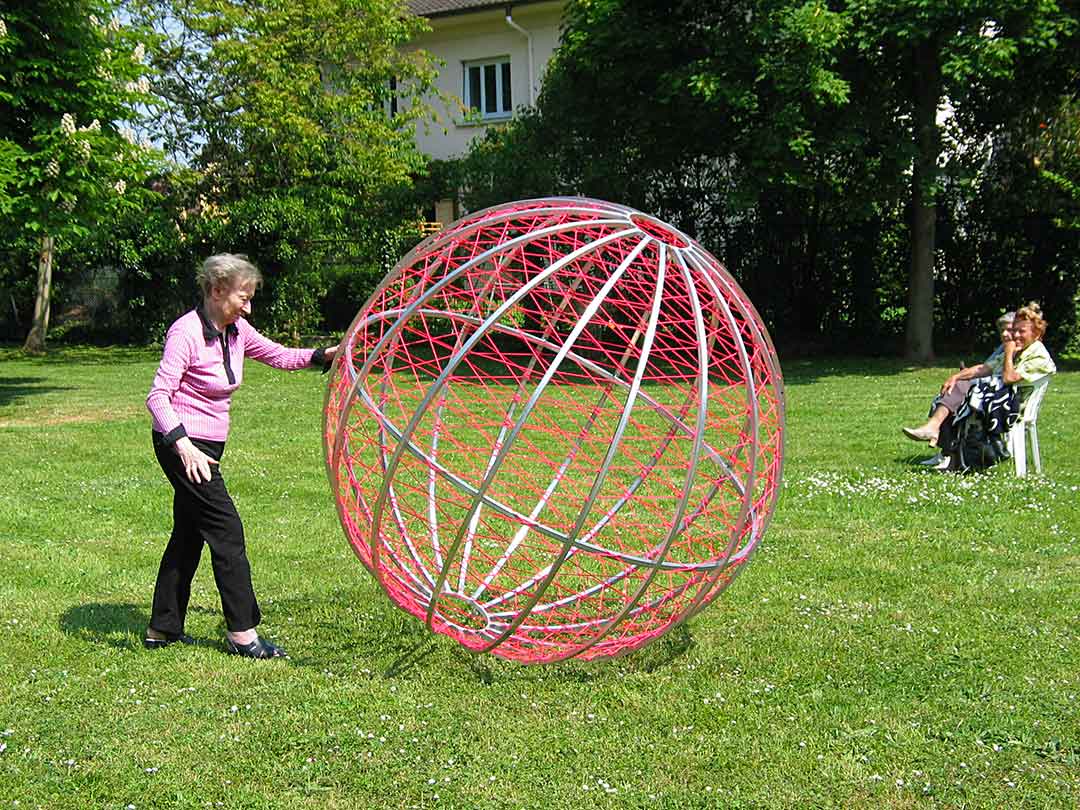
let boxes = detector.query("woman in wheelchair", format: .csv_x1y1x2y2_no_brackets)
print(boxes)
902,302,1056,467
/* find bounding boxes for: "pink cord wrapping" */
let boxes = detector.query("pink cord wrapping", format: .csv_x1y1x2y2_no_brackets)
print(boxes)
324,198,785,663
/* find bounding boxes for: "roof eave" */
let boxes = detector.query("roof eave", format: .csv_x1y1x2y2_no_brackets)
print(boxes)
414,0,555,21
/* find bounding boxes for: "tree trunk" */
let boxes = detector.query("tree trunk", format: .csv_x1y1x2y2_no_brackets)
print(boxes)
23,234,55,355
904,41,943,363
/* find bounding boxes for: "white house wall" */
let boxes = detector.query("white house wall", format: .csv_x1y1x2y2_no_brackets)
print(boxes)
405,2,563,161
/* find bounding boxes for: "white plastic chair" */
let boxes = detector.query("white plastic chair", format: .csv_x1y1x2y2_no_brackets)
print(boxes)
1009,375,1051,477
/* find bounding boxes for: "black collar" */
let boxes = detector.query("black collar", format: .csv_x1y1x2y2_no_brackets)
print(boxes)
197,305,238,342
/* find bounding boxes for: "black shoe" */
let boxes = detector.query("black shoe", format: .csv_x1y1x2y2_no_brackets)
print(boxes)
225,637,288,659
143,632,195,650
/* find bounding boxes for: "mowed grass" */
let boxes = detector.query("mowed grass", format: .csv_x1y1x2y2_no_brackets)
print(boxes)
0,346,1077,809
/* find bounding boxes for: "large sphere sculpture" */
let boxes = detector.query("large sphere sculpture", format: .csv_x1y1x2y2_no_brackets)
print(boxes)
324,198,784,663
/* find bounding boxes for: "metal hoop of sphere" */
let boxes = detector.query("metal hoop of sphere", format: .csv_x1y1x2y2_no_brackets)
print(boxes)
324,197,785,663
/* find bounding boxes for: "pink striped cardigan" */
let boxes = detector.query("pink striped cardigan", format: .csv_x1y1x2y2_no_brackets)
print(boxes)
147,308,318,444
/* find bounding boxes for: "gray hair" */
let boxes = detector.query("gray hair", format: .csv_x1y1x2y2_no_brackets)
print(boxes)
197,253,262,297
996,311,1015,328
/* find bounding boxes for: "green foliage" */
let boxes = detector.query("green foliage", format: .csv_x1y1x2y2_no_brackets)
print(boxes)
0,1,161,243
457,108,562,212
0,140,19,215
461,0,910,345
935,140,1080,354
0,0,165,349
839,0,1080,358
1032,97,1080,352
67,169,430,343
460,0,1080,355
134,0,436,188
1035,97,1080,230
113,0,441,337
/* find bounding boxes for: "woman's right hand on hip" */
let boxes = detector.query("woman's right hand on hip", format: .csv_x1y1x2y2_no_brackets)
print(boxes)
174,437,219,484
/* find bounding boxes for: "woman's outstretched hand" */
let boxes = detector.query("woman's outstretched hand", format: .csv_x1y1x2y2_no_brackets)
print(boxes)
323,343,340,365
174,437,219,484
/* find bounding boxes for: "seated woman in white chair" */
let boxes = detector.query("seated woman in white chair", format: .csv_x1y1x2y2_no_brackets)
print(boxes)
903,302,1056,466
902,311,1014,454
1002,302,1057,393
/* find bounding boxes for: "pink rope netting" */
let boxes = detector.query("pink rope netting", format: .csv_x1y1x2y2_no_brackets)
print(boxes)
324,198,785,663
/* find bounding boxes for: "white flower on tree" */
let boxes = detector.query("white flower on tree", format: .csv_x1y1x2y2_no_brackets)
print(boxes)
0,19,7,39
114,180,126,194
46,159,60,178
133,43,145,62
60,113,76,135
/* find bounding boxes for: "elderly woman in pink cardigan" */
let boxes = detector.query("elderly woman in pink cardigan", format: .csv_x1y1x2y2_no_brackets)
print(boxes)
145,254,337,658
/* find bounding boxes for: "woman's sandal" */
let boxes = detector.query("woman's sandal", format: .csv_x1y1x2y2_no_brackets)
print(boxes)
225,637,288,659
143,632,195,650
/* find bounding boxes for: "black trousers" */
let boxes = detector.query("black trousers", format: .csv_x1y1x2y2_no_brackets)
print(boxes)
931,379,975,452
150,432,261,635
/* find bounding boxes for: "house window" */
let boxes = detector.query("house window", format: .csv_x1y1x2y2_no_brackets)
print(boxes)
386,76,398,117
463,58,512,119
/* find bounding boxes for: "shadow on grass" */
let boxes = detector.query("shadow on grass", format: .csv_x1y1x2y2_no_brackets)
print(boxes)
275,586,697,680
270,587,437,673
0,376,76,407
896,450,943,466
59,602,220,650
0,345,159,365
782,356,915,385
614,621,696,673
455,617,697,682
384,638,440,678
59,602,147,650
895,452,1018,475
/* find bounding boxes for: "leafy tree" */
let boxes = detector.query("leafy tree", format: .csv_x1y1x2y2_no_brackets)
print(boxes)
461,0,907,343
123,0,440,338
845,0,1078,360
0,1,160,352
933,108,1080,356
1035,95,1080,231
462,0,1080,356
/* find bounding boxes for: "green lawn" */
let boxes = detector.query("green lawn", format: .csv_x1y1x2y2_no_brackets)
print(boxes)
0,347,1077,809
